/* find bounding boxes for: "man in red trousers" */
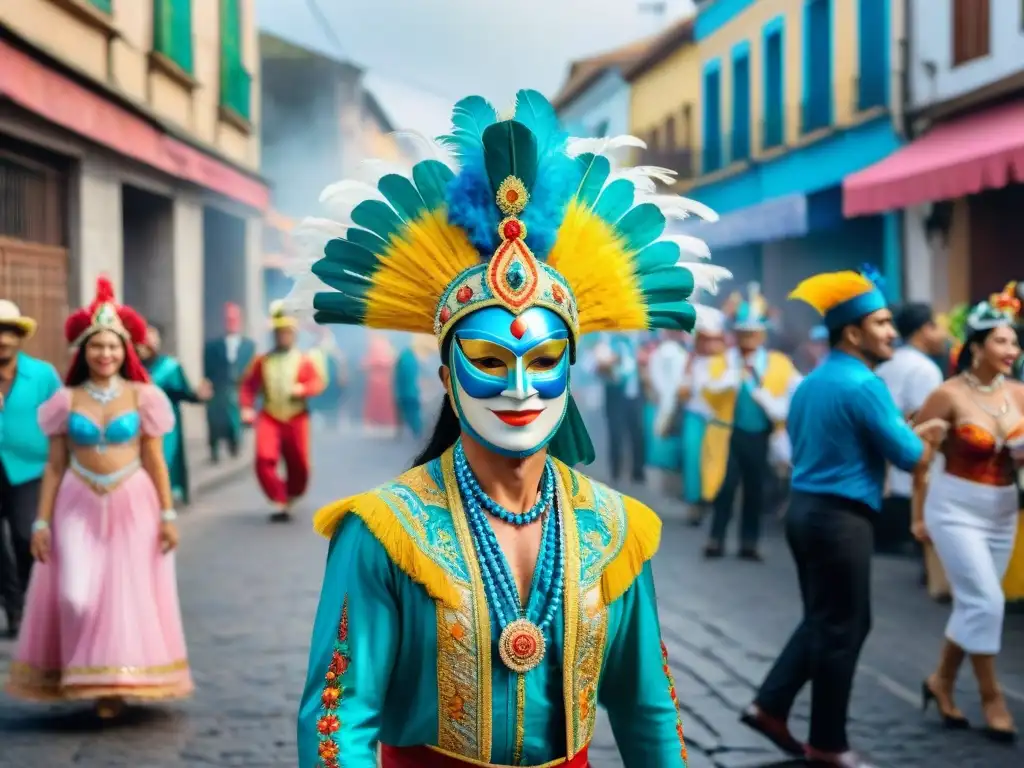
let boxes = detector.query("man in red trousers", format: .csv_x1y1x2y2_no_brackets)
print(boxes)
240,302,324,521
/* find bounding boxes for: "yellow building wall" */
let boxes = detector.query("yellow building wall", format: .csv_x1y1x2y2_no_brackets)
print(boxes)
629,44,701,138
693,0,884,177
0,0,260,172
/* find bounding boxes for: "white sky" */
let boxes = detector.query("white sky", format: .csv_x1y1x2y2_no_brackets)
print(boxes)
256,0,696,134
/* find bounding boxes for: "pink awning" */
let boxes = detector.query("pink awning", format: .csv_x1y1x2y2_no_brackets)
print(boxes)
843,99,1024,217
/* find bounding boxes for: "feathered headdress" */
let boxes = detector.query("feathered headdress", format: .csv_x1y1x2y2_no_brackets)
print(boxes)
284,89,729,354
64,276,149,383
727,282,769,331
788,266,886,330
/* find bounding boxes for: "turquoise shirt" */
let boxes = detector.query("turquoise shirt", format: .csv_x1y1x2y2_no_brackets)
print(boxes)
297,452,688,767
732,349,772,433
0,352,61,485
789,351,924,511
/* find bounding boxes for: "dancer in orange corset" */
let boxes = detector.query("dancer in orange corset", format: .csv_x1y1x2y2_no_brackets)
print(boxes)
240,302,324,522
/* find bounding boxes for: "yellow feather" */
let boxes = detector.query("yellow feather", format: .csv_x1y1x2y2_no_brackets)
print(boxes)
547,201,648,334
600,495,662,606
363,209,480,333
788,271,875,314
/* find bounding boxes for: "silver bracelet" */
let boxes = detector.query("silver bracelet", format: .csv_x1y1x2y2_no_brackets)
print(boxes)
31,519,50,533
160,509,178,523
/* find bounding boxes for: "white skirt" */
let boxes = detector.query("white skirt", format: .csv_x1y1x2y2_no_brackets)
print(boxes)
925,471,1019,654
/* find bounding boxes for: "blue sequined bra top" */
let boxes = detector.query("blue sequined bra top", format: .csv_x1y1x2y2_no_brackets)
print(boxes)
67,411,141,447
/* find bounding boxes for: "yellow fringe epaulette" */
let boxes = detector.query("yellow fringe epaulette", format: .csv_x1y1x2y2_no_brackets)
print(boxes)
312,486,462,609
600,494,662,606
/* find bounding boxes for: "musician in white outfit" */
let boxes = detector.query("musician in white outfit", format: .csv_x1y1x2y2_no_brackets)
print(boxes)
913,298,1024,742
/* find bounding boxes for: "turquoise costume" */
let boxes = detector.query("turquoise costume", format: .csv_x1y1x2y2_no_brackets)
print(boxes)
286,89,729,767
394,346,423,437
144,354,200,504
203,333,256,460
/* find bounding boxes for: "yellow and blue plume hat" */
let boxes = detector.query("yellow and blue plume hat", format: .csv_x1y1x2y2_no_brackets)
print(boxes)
283,89,730,354
789,265,887,330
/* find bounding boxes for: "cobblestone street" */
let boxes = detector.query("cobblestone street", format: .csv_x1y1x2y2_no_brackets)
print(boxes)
0,425,1021,766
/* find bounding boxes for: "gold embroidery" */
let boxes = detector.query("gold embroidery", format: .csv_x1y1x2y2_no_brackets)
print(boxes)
513,673,527,764
437,450,493,762
559,469,583,758
8,658,189,682
573,586,608,750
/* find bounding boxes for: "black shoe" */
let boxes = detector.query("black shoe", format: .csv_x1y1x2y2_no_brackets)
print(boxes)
703,543,724,559
4,609,21,639
738,548,763,562
983,726,1018,743
921,680,970,729
269,510,293,523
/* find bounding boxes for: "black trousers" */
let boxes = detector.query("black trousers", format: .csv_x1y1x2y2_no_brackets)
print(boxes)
755,491,874,753
709,428,770,549
603,387,645,481
0,462,40,619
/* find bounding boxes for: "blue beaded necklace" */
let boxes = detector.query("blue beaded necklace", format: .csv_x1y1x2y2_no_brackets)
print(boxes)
454,442,565,673
454,445,555,526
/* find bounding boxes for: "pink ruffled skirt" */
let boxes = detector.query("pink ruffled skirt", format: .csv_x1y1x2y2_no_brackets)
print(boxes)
6,467,193,702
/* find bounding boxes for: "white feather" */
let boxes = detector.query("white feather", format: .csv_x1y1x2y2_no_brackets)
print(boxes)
282,271,330,318
351,159,411,186
664,234,712,260
644,194,719,223
685,263,732,295
319,179,389,223
390,130,459,170
607,165,677,194
694,304,727,334
566,134,647,158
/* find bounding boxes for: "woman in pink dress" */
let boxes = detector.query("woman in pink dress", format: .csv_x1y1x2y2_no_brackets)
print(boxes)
5,277,192,718
362,332,397,430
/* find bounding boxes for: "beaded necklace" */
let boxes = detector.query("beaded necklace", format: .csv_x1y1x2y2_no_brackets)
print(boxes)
454,442,565,673
455,445,555,525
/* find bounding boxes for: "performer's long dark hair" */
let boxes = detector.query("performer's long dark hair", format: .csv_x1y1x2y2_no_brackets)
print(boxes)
411,396,461,468
956,327,999,374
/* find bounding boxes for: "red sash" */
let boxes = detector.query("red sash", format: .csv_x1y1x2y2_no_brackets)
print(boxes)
380,745,590,768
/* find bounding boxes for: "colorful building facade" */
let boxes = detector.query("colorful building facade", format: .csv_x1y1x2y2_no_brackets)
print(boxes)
684,0,904,336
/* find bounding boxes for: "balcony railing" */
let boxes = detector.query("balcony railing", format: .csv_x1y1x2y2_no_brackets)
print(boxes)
638,147,696,180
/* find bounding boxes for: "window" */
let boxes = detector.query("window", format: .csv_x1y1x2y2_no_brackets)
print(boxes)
88,0,112,11
802,0,832,132
763,21,784,149
220,0,251,122
702,61,722,173
153,0,193,73
731,43,751,162
857,0,888,110
953,0,990,65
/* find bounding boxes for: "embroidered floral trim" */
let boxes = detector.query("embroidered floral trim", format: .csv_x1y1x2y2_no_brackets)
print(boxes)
317,596,350,768
660,640,688,763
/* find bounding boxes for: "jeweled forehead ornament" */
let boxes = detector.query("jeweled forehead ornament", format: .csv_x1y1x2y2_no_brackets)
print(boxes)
73,301,130,347
433,174,579,344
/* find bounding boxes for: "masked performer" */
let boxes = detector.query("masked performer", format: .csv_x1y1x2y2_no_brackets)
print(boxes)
702,283,800,560
240,302,325,522
6,278,191,717
288,90,728,768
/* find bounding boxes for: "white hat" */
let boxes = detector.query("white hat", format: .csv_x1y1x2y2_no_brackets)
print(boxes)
694,305,725,336
0,300,37,338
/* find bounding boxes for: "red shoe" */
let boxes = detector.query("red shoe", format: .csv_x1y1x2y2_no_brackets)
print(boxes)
739,704,804,757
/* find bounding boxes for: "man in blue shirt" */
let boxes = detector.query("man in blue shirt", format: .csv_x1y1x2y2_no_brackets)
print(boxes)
739,271,944,768
0,301,61,637
591,332,646,482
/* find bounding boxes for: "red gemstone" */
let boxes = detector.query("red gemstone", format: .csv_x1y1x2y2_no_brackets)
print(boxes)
509,316,528,339
439,307,452,323
551,285,565,304
506,189,519,202
510,631,537,658
503,219,522,240
456,286,473,304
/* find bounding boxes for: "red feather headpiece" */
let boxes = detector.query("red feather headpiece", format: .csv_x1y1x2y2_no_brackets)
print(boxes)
65,276,147,347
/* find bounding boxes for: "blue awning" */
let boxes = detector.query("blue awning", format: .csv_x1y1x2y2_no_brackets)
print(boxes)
680,193,808,249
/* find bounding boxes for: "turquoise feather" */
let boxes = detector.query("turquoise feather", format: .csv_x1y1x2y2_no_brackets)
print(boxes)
440,95,498,160
313,292,366,323
633,241,680,274
323,238,379,276
482,121,538,194
640,266,695,304
592,179,634,223
513,89,563,158
350,200,403,243
616,203,666,252
412,160,455,209
347,227,389,257
312,260,371,297
378,174,425,221
647,301,697,331
574,153,610,207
